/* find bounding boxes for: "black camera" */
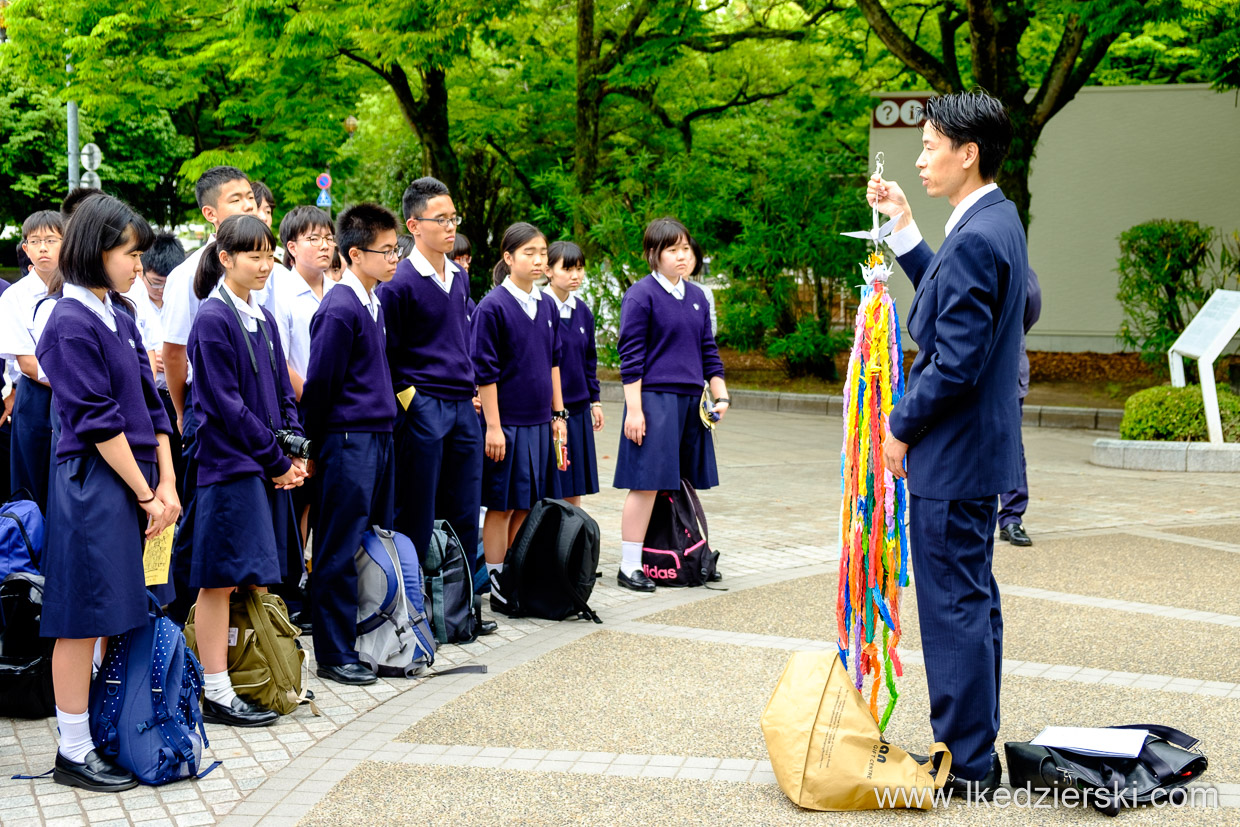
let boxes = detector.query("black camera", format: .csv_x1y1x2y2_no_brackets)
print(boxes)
275,429,312,460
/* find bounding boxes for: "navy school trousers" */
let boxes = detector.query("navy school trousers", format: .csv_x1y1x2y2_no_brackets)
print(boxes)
167,387,199,624
10,377,52,513
393,393,482,569
909,493,1003,781
311,431,395,666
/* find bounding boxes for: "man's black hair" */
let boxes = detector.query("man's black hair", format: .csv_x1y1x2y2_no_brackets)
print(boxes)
336,203,399,266
251,180,275,210
401,176,451,222
921,92,1013,182
195,165,250,209
452,232,472,259
141,233,187,279
61,187,106,218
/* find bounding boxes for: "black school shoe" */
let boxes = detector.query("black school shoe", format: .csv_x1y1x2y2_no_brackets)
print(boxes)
617,567,656,592
1000,523,1033,546
316,662,378,686
53,750,138,792
202,695,279,727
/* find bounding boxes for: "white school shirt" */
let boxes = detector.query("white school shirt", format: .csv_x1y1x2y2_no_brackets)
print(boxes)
0,272,51,385
338,270,380,322
543,287,577,320
652,271,686,300
274,268,334,378
407,246,459,295
500,277,540,320
124,284,167,388
210,282,266,332
62,284,118,332
886,182,1000,256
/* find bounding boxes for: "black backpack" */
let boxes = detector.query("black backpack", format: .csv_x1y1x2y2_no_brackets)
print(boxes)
0,572,55,719
423,520,480,644
641,479,719,587
496,499,603,623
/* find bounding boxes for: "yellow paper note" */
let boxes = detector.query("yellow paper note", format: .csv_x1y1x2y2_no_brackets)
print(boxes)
396,385,417,411
143,526,175,586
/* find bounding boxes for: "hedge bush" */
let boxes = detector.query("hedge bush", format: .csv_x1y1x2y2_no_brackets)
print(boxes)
1119,384,1240,442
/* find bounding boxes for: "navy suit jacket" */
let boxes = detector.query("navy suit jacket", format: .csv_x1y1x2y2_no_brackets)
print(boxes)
889,188,1027,501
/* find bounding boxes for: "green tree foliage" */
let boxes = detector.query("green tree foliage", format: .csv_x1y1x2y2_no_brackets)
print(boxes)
1116,219,1238,368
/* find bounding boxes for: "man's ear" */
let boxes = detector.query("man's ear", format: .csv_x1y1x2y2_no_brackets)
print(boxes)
406,217,419,236
961,142,980,171
201,204,217,227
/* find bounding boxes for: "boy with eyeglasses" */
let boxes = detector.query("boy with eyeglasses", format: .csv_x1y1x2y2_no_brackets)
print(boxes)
0,211,65,511
301,204,401,685
276,206,337,401
376,178,494,634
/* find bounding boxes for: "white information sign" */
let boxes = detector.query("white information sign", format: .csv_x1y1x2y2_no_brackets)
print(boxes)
1168,289,1240,444
80,170,101,189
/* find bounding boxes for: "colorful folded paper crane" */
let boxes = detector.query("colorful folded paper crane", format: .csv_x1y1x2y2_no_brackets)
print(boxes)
837,153,910,731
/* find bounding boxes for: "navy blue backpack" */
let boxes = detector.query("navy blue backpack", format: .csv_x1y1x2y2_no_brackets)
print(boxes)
90,594,216,785
0,490,43,582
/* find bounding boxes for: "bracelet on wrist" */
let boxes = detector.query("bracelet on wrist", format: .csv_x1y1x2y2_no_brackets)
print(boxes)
590,402,603,409
714,397,731,405
136,490,157,505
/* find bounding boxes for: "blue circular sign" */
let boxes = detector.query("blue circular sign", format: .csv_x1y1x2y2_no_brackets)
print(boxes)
316,172,332,189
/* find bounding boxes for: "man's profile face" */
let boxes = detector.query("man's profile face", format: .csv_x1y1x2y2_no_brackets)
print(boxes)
916,122,975,201
406,195,457,256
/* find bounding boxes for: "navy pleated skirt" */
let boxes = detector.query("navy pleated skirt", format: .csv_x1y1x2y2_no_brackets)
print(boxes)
613,391,718,492
548,404,599,499
41,455,157,639
482,423,549,512
191,475,298,589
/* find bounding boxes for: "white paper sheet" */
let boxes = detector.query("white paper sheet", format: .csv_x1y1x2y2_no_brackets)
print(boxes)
1030,727,1148,758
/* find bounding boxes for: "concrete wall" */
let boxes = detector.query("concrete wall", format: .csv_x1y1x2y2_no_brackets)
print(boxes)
868,85,1240,352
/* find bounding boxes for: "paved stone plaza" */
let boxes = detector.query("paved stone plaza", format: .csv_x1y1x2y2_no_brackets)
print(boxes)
2,403,1239,825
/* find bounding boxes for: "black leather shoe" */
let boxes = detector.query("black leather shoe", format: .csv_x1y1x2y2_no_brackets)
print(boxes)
202,695,279,727
939,752,1002,801
1000,523,1033,546
477,619,498,635
316,662,378,686
708,570,723,583
53,749,137,792
617,567,656,592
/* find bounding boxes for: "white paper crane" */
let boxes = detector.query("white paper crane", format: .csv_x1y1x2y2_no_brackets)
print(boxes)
840,152,902,285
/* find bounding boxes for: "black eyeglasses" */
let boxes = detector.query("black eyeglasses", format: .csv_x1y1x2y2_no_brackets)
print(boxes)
360,247,402,262
302,234,336,247
413,215,463,230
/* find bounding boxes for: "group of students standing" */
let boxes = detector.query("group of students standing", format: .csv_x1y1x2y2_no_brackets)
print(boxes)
0,167,728,792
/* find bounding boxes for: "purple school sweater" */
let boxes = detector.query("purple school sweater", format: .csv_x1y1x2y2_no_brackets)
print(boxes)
617,276,724,394
37,298,171,463
472,288,562,427
189,298,302,485
557,300,600,408
376,259,474,401
302,285,397,444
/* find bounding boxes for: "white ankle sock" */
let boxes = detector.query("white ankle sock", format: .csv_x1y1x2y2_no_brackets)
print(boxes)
55,708,93,764
486,562,504,577
620,541,643,577
204,671,237,706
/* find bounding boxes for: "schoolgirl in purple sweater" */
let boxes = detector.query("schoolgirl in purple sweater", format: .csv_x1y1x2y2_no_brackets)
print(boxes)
613,217,730,592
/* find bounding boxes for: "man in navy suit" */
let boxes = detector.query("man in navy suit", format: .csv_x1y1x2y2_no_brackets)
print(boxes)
868,91,1027,799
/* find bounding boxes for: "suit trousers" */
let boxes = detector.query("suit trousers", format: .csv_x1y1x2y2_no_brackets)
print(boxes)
998,399,1028,527
910,493,1003,780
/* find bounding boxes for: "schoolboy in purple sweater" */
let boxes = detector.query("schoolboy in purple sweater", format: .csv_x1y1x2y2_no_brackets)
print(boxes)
302,204,400,686
376,177,494,634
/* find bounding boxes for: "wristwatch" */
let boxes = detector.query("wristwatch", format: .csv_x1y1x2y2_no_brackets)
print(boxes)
552,409,569,422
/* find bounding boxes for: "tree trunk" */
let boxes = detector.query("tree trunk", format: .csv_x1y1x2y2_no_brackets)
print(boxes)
574,0,601,241
415,68,461,196
995,112,1040,231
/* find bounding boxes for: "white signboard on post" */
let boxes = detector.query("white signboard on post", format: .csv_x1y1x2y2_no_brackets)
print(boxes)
1168,289,1240,444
